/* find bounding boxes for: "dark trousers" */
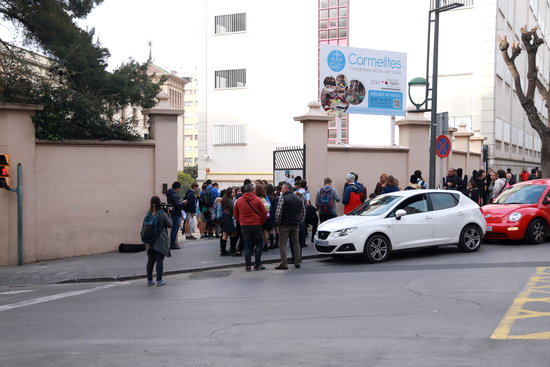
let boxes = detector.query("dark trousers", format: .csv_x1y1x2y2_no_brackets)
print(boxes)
170,215,181,246
146,249,165,281
241,225,263,267
299,221,307,247
319,213,337,223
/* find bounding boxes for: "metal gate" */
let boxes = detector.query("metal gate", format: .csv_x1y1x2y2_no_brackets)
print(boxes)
273,145,305,185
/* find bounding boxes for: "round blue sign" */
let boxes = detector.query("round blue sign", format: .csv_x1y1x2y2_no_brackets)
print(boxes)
436,135,452,158
327,50,346,72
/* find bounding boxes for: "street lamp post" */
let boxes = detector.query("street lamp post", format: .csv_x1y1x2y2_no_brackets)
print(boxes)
426,0,464,188
408,77,429,111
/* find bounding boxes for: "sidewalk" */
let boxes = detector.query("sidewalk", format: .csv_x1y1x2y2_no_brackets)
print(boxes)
0,235,323,286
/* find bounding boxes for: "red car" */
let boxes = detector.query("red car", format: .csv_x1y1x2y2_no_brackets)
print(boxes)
482,179,550,243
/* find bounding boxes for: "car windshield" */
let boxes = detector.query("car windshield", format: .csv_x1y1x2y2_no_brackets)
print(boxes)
347,195,401,216
493,184,547,204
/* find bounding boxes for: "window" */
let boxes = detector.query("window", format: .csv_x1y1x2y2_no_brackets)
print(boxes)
215,13,246,34
429,193,459,211
392,195,429,216
214,124,246,145
215,69,246,89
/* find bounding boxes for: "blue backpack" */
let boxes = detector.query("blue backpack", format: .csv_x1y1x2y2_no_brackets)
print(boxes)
140,211,162,245
318,187,334,214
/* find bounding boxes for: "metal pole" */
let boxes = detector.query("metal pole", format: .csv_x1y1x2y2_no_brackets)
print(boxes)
16,164,22,266
429,3,440,189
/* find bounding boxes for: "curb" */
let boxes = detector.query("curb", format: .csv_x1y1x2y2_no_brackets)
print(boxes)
55,254,328,284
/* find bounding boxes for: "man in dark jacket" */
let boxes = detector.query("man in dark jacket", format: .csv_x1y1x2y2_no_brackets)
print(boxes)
165,182,186,249
274,182,306,269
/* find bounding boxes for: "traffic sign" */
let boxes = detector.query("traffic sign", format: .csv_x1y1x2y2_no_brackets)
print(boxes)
435,135,451,158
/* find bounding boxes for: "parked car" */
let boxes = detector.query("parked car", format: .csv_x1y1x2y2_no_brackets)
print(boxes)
482,178,550,243
314,190,486,263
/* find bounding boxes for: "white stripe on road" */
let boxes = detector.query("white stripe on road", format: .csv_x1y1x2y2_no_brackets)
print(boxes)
0,290,35,295
0,283,120,312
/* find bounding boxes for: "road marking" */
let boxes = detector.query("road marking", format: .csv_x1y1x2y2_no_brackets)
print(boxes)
0,290,35,295
0,283,120,312
491,267,550,339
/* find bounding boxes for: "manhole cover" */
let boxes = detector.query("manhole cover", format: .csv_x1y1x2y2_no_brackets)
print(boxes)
189,270,232,279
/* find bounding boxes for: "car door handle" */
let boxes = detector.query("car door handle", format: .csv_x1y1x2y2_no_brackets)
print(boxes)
425,215,432,220
457,211,464,216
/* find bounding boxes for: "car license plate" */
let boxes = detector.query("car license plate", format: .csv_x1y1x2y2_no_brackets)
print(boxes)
315,239,329,246
486,226,492,232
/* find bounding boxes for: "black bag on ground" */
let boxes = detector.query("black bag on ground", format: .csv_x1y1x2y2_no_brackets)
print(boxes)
118,243,146,253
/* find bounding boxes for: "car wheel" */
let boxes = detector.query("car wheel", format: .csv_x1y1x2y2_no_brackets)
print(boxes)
457,224,482,252
364,234,391,263
525,218,547,244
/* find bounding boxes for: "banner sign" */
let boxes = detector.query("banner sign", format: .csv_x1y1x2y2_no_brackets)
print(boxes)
319,44,407,116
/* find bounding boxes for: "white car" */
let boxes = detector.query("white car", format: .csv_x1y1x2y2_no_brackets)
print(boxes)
314,190,486,263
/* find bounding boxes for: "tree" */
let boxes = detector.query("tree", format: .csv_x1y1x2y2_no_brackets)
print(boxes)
183,165,198,179
498,26,549,176
177,170,195,191
0,0,163,140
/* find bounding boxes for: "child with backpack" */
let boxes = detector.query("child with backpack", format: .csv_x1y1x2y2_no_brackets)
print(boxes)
141,196,172,286
316,177,341,223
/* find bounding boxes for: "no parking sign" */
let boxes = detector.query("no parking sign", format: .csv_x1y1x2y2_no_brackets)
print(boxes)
435,135,452,158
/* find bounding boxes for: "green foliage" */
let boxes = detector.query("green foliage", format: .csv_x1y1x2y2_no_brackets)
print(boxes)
0,1,164,141
178,171,195,191
183,165,198,179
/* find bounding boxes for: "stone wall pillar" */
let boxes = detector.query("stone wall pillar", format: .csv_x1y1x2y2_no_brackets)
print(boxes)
0,104,42,266
395,109,431,184
294,101,334,204
142,92,184,198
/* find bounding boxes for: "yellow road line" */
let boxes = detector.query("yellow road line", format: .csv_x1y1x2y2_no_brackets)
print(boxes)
491,267,550,339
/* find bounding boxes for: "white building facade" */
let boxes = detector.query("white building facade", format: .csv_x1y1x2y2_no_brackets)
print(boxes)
196,0,547,186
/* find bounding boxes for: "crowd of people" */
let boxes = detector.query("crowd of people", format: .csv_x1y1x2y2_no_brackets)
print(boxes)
142,167,542,285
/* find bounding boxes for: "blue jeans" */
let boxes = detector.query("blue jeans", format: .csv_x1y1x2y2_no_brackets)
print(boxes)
170,215,181,246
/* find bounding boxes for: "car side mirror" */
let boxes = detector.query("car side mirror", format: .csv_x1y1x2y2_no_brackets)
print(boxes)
543,198,550,205
395,209,407,220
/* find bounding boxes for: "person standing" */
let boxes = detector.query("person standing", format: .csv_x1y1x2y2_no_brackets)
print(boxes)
274,182,306,270
145,196,172,286
165,182,186,250
382,175,400,193
219,188,237,256
342,173,362,214
373,173,388,196
233,183,267,271
519,167,530,182
316,177,341,223
183,182,199,240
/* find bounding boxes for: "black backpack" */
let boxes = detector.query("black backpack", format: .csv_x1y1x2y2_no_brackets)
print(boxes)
200,187,214,209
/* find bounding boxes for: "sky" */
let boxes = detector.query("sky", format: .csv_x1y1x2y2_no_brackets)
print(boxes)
0,0,203,74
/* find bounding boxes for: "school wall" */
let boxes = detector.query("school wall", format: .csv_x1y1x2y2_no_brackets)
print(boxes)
0,94,182,266
33,141,155,261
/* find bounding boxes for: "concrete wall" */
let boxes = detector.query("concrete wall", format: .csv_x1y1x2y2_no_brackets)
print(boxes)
0,93,182,266
33,141,155,261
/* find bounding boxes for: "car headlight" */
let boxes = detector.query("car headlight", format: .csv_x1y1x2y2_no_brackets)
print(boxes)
333,227,358,237
508,212,522,222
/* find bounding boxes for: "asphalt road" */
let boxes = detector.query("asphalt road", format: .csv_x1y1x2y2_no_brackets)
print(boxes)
1,242,550,367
